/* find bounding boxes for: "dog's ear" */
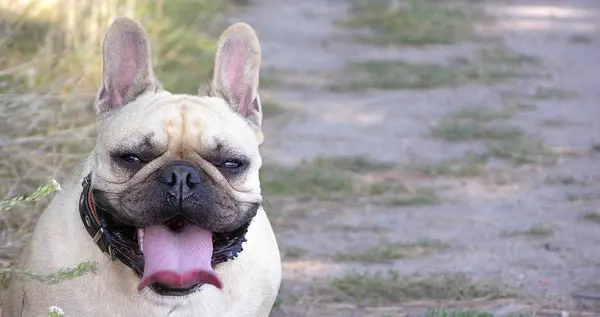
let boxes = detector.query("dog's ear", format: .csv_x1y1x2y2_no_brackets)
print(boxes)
96,17,161,115
208,23,262,135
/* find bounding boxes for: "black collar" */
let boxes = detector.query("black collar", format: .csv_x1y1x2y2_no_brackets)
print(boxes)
78,173,249,276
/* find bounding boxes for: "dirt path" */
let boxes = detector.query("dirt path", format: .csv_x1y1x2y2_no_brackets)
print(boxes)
226,0,600,316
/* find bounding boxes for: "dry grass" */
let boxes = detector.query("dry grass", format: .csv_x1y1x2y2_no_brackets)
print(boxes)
0,181,60,270
0,181,97,302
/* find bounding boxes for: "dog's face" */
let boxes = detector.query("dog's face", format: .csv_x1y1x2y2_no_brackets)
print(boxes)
88,17,265,296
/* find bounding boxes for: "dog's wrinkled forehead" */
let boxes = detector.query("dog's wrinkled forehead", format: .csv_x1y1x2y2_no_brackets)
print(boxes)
97,93,260,159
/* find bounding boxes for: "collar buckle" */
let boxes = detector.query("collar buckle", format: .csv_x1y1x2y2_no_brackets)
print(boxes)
92,228,105,245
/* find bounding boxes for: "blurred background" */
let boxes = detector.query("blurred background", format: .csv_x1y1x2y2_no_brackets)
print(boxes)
1,0,600,316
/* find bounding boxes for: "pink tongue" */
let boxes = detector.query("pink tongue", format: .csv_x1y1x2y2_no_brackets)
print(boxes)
138,224,222,291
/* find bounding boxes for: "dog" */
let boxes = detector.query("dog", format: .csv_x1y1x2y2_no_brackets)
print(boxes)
2,17,281,317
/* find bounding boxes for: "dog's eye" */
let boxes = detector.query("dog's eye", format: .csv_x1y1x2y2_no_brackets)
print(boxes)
220,160,243,169
120,154,142,164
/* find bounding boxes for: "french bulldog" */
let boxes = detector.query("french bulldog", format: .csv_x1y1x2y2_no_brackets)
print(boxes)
2,16,281,317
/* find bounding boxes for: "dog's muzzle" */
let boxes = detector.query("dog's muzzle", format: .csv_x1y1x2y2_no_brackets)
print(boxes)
78,173,250,296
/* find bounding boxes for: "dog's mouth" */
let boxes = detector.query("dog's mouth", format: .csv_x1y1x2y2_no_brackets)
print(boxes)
108,215,249,297
136,216,221,295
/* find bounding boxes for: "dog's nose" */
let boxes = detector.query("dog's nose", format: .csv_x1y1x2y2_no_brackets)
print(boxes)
160,162,202,199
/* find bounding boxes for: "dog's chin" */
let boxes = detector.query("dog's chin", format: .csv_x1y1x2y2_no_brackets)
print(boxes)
149,281,202,297
105,213,249,297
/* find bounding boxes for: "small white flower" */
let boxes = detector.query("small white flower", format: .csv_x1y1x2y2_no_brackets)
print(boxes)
48,306,65,316
50,179,62,191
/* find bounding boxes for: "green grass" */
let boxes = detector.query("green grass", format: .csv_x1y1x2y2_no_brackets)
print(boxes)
282,246,307,259
340,0,484,46
568,193,599,203
272,297,283,308
260,156,437,204
389,188,440,206
414,153,488,178
429,106,530,142
368,182,395,195
318,155,392,172
501,224,554,238
582,212,600,224
0,262,97,288
261,99,286,118
332,46,540,91
451,107,515,121
330,271,511,306
0,180,61,214
539,118,567,127
49,306,65,317
428,107,553,165
533,87,576,100
471,46,541,67
335,60,469,90
327,225,390,233
515,103,538,111
426,308,529,317
569,34,592,44
431,120,523,142
334,239,448,263
260,156,396,200
259,73,283,89
261,163,352,199
544,175,582,186
486,137,553,165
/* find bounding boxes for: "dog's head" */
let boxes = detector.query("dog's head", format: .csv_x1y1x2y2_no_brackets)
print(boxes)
89,17,264,296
